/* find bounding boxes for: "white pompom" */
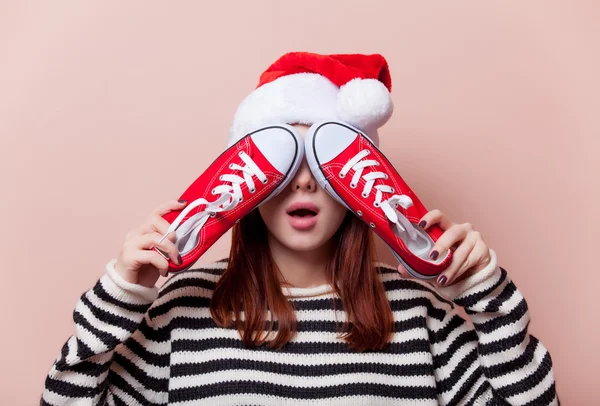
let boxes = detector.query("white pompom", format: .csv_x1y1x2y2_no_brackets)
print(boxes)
336,78,394,131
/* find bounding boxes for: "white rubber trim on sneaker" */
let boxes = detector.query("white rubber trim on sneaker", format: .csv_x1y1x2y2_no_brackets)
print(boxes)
305,122,352,210
257,123,305,206
305,120,447,280
159,124,304,268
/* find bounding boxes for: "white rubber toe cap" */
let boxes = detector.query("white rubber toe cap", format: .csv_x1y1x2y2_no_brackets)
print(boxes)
251,125,303,174
307,121,359,165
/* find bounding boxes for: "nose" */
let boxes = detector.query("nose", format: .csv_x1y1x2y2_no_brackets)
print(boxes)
290,158,317,192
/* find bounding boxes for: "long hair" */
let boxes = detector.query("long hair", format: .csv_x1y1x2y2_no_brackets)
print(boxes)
210,208,395,351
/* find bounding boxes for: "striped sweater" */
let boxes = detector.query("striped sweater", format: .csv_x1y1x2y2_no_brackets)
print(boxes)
41,248,559,405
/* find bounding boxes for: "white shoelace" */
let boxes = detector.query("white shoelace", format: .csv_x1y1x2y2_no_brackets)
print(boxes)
340,149,424,244
157,151,268,255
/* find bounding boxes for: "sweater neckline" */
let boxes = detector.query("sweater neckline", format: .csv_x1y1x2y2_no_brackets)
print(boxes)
280,283,334,297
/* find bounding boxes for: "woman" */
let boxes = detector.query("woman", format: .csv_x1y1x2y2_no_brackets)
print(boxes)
41,52,559,405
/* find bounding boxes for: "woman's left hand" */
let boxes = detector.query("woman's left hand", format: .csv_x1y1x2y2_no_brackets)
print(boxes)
397,209,492,287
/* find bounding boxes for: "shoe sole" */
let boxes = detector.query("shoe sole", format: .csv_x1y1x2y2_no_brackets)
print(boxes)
305,121,438,280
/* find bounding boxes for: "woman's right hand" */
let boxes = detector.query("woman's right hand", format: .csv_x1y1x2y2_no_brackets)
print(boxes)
113,199,188,288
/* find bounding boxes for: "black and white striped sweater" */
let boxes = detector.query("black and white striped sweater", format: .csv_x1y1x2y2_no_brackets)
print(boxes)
41,248,559,405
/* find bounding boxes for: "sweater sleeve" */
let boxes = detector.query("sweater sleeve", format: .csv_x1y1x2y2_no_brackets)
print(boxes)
428,249,560,405
41,259,170,405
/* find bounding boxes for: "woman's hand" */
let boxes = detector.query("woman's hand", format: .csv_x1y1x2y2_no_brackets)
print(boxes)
113,199,188,288
397,209,492,287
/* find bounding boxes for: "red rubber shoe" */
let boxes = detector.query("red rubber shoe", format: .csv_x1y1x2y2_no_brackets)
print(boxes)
305,120,453,279
154,124,304,273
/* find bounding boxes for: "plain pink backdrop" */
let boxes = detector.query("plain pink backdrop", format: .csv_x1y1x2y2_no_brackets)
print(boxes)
1,1,597,404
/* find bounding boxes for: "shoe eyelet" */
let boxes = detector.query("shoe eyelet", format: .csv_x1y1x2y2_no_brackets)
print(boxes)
211,189,216,195
373,201,380,208
262,178,268,184
238,197,243,202
219,175,224,181
357,210,363,216
390,187,394,193
362,192,369,198
209,212,216,218
369,222,376,228
229,164,234,169
238,151,244,157
249,188,256,193
339,172,345,178
350,183,357,189
384,174,388,179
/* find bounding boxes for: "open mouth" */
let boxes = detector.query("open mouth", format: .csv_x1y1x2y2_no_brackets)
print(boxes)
287,208,318,217
286,203,319,230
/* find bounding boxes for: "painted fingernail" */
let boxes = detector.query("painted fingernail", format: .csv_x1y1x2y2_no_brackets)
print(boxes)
437,275,447,285
177,254,182,265
430,250,439,260
178,199,187,204
418,220,427,228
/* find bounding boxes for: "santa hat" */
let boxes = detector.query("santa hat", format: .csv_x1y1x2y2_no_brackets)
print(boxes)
228,52,394,147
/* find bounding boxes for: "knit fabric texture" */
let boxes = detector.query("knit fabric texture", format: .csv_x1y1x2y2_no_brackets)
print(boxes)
41,249,560,405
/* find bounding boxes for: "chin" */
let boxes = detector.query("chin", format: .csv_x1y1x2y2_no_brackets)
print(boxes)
277,231,330,252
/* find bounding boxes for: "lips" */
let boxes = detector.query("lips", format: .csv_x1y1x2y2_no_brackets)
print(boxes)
286,201,319,230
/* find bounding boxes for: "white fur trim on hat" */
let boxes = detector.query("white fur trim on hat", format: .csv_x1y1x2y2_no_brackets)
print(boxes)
336,78,394,134
228,73,393,147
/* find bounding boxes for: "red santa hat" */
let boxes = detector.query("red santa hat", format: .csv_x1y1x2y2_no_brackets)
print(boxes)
228,52,394,147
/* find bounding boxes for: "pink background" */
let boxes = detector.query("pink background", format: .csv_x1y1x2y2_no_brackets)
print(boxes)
1,1,598,404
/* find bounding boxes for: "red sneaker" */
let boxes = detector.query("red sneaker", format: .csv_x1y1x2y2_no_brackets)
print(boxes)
305,121,453,279
154,124,304,273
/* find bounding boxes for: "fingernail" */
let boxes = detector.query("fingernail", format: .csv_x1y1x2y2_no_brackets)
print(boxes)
177,254,182,265
178,199,187,204
418,220,427,228
437,275,447,285
430,250,439,260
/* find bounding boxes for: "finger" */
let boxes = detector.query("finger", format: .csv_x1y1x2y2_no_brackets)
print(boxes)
428,223,471,262
455,236,488,276
417,209,454,232
136,250,170,276
396,262,414,279
126,200,187,242
436,232,478,286
135,232,181,266
396,262,438,289
139,214,178,244
152,199,189,217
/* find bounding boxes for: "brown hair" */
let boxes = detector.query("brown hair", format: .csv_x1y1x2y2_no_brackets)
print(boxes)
210,209,395,351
